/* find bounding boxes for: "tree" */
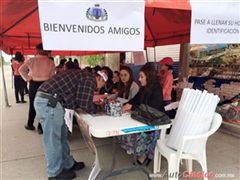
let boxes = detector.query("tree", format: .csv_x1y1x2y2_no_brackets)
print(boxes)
86,54,105,67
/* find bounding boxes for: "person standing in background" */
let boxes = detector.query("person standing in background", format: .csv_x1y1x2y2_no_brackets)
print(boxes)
19,43,55,134
112,70,120,94
73,59,81,69
56,58,67,74
158,57,174,105
12,52,26,103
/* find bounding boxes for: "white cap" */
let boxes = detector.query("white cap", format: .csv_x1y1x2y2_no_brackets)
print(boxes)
97,71,108,82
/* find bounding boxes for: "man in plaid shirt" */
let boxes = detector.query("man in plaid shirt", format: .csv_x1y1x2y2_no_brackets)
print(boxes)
34,69,107,180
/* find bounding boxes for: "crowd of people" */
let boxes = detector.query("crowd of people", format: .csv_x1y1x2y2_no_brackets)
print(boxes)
11,43,174,180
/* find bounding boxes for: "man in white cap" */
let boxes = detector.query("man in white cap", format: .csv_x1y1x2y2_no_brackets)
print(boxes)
34,69,107,180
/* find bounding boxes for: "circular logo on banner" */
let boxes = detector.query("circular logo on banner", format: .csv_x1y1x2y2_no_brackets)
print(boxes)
86,4,108,22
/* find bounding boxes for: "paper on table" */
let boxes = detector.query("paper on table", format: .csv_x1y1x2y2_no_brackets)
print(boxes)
164,101,179,111
107,94,118,100
117,97,128,105
64,109,74,133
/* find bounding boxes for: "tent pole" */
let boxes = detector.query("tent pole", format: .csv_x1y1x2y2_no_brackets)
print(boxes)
21,45,24,55
27,33,30,48
0,50,11,107
154,46,157,70
145,17,157,46
10,48,14,89
145,48,149,63
154,46,156,63
179,44,190,81
11,54,13,89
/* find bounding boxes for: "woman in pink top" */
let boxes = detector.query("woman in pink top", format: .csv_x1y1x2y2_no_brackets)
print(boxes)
158,57,174,105
12,52,26,103
19,43,55,134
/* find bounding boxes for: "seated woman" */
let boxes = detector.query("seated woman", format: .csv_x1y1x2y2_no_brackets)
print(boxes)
118,66,139,100
122,64,165,165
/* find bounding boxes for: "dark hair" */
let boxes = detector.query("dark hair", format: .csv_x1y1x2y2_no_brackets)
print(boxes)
99,66,114,94
92,65,101,73
60,58,67,66
73,59,80,69
101,66,113,80
166,64,173,70
139,64,159,92
84,66,92,72
36,43,51,54
65,60,75,70
15,51,23,62
120,52,126,64
36,43,43,50
114,71,120,76
118,66,134,99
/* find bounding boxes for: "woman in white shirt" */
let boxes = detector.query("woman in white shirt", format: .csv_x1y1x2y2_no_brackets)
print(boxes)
118,66,139,100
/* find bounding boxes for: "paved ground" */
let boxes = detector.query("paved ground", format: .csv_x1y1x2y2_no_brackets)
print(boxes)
0,65,239,180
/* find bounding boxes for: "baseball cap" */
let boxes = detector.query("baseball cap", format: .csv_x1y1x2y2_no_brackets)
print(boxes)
158,57,174,66
97,71,108,82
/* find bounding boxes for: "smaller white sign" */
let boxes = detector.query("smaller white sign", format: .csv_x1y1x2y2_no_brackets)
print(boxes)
190,0,240,44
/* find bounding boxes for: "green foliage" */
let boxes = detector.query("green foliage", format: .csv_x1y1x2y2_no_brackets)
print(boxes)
212,57,223,65
86,55,105,67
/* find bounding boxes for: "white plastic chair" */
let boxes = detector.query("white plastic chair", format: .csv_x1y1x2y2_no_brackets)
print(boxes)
153,113,222,180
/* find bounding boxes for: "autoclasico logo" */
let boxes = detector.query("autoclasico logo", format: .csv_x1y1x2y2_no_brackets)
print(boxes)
86,4,108,22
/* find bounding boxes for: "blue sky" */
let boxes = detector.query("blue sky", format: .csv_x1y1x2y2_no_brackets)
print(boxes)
204,44,227,51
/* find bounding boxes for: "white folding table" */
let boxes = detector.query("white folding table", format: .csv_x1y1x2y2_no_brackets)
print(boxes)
75,112,171,180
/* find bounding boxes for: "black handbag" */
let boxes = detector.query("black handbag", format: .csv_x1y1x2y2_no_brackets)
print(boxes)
131,104,171,126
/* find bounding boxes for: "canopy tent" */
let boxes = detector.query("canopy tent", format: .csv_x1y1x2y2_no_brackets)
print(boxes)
0,0,191,55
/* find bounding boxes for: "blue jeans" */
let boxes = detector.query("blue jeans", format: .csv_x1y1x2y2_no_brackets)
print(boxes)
34,96,74,177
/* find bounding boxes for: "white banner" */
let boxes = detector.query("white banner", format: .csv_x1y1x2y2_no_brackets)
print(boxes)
190,0,240,44
38,0,145,51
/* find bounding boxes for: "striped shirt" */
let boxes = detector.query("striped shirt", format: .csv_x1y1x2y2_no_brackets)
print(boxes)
38,70,97,111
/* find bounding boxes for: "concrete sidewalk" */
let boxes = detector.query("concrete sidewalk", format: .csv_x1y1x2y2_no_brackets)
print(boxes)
1,65,239,180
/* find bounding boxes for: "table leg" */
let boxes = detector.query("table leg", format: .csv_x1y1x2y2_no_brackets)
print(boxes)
101,135,151,180
160,129,166,140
